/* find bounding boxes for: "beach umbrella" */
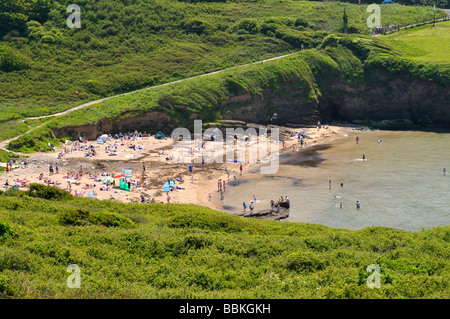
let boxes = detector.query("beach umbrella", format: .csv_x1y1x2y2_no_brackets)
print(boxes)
102,177,114,184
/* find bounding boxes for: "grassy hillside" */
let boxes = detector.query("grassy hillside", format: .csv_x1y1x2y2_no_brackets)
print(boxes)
383,21,450,64
0,186,448,298
7,29,450,153
0,0,446,124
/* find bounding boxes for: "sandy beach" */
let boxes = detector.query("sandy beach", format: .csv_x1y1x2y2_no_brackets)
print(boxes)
1,124,351,213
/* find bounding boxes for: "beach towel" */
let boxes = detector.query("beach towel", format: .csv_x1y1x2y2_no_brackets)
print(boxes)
87,191,97,198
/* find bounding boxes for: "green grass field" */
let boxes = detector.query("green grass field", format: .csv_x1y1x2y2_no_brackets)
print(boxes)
383,21,450,63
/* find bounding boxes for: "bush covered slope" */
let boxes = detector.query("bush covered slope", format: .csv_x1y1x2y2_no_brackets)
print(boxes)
0,186,448,298
0,0,446,123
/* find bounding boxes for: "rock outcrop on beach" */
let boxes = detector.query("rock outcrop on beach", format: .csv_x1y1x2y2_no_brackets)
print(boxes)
238,208,289,221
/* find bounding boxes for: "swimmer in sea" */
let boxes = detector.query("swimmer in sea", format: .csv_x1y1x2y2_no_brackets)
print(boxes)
443,168,447,176
362,154,366,161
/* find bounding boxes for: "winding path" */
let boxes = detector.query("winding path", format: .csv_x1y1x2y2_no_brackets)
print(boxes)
25,52,300,121
1,51,300,153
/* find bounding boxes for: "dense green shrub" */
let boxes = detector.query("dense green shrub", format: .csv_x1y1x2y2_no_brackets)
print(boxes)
0,45,32,72
57,208,135,228
28,183,72,201
0,218,14,238
321,34,341,48
286,251,329,273
0,189,448,298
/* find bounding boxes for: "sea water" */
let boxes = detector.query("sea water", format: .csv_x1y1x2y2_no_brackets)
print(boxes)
222,130,450,231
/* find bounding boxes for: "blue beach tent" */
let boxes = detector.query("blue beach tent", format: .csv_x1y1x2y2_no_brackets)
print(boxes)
163,182,170,192
381,0,399,4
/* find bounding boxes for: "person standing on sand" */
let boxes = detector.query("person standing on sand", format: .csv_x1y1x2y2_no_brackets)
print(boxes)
167,193,171,203
243,201,247,212
240,164,243,175
250,201,254,212
356,136,359,144
208,193,212,201
362,154,366,161
222,180,226,192
329,180,332,189
356,201,360,209
55,163,59,174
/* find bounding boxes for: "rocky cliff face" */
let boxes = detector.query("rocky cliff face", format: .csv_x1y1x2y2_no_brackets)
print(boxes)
327,72,450,126
218,71,449,128
54,111,171,140
220,85,321,126
52,69,449,140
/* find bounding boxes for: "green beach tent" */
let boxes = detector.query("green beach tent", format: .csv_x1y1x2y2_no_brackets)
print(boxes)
119,178,130,191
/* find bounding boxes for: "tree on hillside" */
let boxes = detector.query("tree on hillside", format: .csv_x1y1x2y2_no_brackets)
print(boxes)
342,8,349,33
0,0,52,37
